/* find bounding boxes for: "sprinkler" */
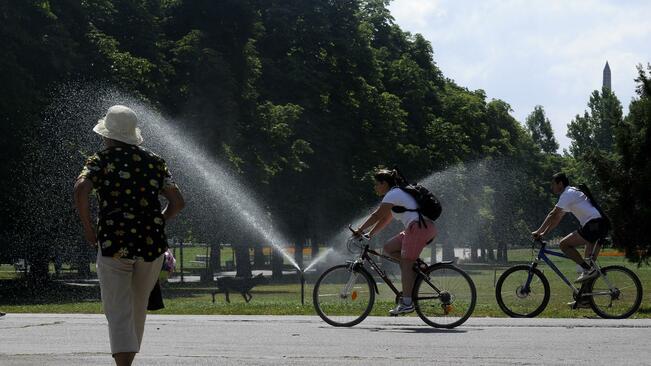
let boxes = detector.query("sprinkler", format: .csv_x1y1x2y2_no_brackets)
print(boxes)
297,268,306,305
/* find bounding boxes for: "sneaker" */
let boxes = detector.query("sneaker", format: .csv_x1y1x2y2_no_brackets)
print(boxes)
575,268,598,283
389,302,415,316
567,299,591,309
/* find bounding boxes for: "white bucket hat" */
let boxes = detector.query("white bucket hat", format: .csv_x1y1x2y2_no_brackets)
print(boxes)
93,105,144,145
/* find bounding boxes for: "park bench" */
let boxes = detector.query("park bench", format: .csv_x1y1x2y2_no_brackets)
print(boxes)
195,255,209,262
190,254,209,266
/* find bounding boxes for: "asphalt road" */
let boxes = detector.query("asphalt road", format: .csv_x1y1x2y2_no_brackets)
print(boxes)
2,314,651,365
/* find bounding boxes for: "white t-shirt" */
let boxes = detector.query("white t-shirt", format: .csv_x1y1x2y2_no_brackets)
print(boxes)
555,186,601,226
381,187,420,227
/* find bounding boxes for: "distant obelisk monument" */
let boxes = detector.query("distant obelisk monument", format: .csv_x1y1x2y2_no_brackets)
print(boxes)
603,61,611,90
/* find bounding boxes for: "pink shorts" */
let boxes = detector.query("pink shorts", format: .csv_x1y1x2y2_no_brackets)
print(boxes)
387,221,437,260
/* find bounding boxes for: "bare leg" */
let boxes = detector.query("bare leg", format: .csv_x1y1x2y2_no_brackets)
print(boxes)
383,236,411,300
559,232,590,266
584,241,602,261
400,258,417,298
383,236,402,261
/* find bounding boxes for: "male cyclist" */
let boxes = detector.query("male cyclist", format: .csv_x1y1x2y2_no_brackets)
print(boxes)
532,173,610,306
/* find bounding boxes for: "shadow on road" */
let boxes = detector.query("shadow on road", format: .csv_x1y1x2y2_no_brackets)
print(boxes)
357,326,472,334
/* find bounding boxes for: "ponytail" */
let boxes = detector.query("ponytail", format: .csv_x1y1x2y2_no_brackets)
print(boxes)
577,184,611,230
392,166,408,187
577,184,595,203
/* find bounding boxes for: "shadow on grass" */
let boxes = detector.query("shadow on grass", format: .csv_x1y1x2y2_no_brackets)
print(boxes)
0,279,100,305
637,306,651,314
0,279,302,305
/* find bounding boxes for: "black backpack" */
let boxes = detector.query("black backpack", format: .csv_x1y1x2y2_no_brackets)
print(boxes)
389,167,442,227
395,184,442,227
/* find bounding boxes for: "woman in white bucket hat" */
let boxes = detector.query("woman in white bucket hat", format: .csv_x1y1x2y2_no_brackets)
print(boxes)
92,105,144,145
74,105,185,366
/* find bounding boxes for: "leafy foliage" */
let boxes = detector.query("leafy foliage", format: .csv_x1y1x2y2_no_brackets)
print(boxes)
526,105,559,154
1,0,647,271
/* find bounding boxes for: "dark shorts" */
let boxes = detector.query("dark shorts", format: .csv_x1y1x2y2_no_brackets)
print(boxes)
577,218,609,244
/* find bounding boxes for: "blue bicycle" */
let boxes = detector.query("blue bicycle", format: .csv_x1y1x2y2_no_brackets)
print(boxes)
495,238,643,319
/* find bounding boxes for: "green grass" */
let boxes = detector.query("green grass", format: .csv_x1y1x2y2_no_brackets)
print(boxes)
2,248,650,318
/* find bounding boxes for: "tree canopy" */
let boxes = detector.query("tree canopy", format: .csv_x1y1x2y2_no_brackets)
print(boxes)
1,1,649,272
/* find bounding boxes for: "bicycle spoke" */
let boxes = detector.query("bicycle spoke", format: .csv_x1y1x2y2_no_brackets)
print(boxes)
313,265,375,327
589,266,642,319
415,264,476,328
495,266,549,318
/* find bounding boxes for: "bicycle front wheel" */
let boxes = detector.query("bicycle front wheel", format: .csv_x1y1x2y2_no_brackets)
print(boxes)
312,264,375,327
495,265,550,318
588,265,643,319
414,263,476,328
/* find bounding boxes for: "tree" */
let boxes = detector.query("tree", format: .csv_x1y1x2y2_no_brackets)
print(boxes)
586,64,651,262
0,0,573,275
526,105,559,154
566,87,624,207
567,88,623,157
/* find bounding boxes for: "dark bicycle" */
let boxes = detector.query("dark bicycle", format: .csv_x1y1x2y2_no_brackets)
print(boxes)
495,238,643,319
313,226,477,328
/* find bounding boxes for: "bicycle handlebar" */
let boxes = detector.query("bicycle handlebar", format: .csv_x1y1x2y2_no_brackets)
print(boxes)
532,237,548,247
348,225,370,241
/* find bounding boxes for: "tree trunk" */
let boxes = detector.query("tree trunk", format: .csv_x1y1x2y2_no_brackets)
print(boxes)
27,251,50,288
234,244,252,278
442,241,455,261
487,248,495,262
271,249,283,280
309,238,318,259
309,238,321,270
470,243,479,262
71,242,92,279
209,243,221,273
497,242,508,263
253,245,265,269
429,241,437,263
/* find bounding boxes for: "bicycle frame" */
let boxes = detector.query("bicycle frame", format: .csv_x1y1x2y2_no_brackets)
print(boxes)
347,242,443,298
526,241,616,297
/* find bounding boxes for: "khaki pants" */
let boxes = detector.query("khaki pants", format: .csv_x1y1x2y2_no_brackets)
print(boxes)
96,250,163,354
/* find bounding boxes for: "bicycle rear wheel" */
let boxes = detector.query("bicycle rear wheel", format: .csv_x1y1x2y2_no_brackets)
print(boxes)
588,265,643,319
414,263,476,328
495,265,550,318
312,264,375,327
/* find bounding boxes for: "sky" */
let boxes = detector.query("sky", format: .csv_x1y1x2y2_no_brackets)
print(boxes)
388,0,651,151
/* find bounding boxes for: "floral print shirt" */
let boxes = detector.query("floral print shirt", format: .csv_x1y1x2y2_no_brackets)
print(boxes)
78,145,176,261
